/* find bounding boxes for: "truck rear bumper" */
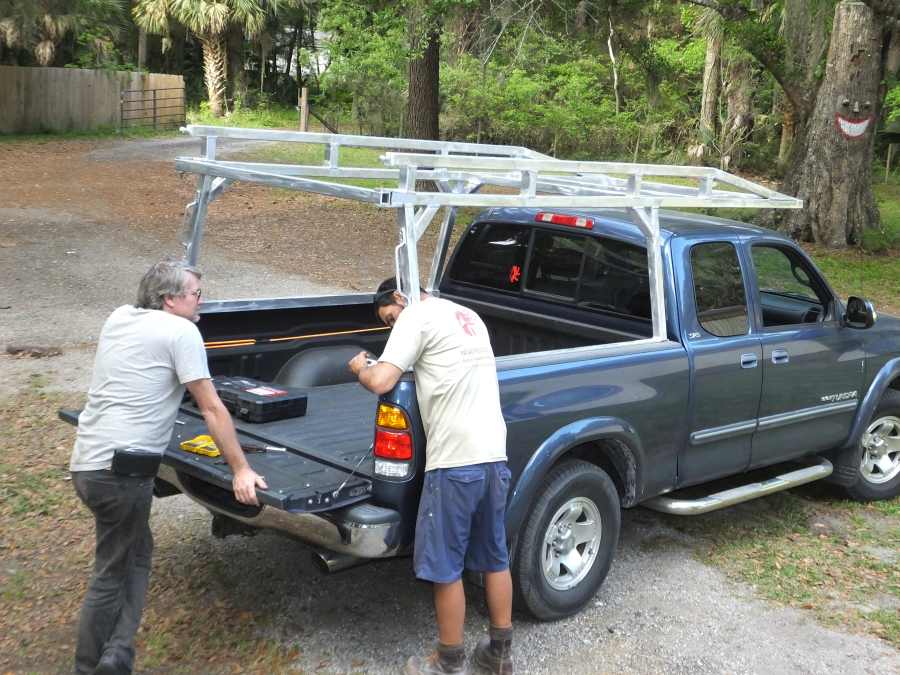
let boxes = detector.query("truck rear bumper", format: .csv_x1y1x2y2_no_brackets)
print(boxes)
157,464,403,558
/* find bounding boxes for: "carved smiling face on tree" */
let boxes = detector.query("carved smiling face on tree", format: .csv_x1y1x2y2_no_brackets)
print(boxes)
835,96,875,140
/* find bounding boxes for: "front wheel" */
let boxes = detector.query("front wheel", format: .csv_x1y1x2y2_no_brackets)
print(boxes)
844,390,900,501
512,460,620,621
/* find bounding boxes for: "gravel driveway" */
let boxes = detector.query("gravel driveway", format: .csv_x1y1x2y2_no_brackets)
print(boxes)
2,136,897,675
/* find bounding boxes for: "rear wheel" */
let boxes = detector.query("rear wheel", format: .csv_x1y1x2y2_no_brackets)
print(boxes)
512,460,620,621
844,390,900,501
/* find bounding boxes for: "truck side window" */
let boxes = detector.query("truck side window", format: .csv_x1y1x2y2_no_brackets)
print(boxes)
751,245,828,327
691,242,749,337
526,231,584,299
449,223,529,291
579,237,650,319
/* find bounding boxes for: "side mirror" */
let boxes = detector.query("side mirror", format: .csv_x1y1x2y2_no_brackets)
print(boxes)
844,296,877,329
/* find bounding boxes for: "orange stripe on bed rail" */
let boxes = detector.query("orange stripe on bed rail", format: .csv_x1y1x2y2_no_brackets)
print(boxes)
203,326,388,350
204,339,257,349
268,326,390,342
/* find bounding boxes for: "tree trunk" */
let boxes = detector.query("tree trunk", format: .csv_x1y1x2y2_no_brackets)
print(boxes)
778,102,796,168
777,0,831,163
781,1,884,246
405,20,440,140
721,55,754,171
200,34,227,117
689,28,723,164
138,29,147,71
887,27,900,77
227,25,246,109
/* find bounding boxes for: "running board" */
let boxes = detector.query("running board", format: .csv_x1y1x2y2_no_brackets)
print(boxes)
643,458,833,516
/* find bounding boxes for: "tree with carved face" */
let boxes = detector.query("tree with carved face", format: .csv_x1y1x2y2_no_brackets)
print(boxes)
686,0,898,248
780,1,885,246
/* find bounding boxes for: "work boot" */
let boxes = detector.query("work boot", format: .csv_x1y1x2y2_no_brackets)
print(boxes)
472,625,513,675
403,642,468,674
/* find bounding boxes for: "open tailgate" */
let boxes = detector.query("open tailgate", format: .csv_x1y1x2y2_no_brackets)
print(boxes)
58,407,374,513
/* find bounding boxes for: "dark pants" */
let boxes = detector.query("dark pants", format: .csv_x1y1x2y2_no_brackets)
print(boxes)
72,470,154,675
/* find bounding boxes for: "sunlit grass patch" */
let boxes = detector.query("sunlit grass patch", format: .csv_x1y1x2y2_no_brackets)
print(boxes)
673,489,900,648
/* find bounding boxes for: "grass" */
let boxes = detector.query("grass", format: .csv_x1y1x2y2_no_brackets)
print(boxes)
669,486,900,647
0,380,301,673
0,125,179,144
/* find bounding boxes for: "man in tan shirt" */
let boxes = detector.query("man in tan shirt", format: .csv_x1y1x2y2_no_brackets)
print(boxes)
350,277,513,675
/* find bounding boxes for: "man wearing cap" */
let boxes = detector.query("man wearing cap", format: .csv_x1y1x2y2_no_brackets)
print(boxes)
349,277,514,675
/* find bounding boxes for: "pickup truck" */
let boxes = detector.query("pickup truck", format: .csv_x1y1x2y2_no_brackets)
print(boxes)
61,128,900,621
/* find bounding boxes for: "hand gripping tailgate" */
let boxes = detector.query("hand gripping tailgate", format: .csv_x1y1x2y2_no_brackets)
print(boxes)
166,415,373,514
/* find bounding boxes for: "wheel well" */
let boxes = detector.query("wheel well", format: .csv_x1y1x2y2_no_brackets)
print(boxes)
566,439,637,507
889,378,900,393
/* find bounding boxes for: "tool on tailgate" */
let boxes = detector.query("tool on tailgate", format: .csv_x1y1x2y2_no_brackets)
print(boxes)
180,434,220,457
241,442,287,453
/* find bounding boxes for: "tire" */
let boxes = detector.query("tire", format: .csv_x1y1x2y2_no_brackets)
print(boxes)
512,460,621,621
843,389,900,501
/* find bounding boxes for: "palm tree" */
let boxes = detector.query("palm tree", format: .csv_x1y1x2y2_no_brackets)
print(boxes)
0,0,124,66
133,0,296,116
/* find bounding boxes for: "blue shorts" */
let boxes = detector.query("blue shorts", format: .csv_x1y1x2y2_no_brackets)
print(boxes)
413,461,511,584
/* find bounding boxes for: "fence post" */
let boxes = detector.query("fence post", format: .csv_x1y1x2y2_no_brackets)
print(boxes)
152,89,158,130
119,90,125,133
299,87,308,132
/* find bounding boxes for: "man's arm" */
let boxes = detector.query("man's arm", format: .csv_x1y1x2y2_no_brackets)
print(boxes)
185,379,268,505
348,351,403,394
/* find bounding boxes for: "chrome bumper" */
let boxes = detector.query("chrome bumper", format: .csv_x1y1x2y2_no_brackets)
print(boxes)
157,464,403,558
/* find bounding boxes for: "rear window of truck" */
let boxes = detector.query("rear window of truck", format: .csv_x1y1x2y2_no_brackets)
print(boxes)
449,222,650,320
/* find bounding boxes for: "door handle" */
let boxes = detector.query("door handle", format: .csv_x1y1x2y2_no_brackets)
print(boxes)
771,349,790,365
740,353,758,369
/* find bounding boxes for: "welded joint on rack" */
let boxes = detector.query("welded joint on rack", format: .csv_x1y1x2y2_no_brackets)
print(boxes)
521,170,537,198
628,174,642,197
398,165,417,192
699,175,713,196
208,176,232,201
326,142,340,170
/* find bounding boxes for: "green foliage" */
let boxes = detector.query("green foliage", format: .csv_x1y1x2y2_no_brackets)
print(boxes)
886,83,900,124
317,0,407,135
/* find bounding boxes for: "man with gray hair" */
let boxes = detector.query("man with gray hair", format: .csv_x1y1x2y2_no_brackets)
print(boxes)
69,259,266,675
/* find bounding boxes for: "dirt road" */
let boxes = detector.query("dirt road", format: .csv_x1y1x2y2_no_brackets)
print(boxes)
1,136,897,674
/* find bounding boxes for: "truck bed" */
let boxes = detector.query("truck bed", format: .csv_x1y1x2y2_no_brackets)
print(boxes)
165,381,378,512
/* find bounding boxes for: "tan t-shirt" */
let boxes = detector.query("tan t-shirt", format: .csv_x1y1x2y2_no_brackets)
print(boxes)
69,305,211,471
378,297,507,472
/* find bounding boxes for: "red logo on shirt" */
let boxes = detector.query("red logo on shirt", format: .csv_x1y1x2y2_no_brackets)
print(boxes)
456,310,478,336
509,264,521,284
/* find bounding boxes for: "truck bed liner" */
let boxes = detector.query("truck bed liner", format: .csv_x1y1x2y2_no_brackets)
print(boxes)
167,381,378,512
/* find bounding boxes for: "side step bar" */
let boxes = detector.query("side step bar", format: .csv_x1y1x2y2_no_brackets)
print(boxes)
643,457,833,516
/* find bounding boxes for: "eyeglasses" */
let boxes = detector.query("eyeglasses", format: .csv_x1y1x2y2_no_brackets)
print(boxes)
182,288,202,299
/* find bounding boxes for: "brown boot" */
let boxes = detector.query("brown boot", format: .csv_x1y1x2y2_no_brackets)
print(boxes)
472,625,513,675
404,642,468,674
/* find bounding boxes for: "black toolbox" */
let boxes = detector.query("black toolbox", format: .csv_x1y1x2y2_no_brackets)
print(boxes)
210,376,308,423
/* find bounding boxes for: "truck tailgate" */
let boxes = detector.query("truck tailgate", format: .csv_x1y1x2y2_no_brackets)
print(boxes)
170,382,377,513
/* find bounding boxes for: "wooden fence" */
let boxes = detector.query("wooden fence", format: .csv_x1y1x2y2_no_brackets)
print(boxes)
0,66,184,134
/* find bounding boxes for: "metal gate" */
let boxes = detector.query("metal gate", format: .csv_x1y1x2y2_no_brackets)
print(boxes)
120,87,185,130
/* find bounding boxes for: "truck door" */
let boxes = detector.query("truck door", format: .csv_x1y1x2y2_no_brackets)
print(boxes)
748,243,865,467
679,240,762,486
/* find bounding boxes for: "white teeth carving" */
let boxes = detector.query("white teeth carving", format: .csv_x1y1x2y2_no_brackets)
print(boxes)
836,114,871,138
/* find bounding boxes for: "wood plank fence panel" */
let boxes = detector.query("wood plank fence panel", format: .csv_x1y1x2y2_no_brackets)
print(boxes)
0,66,183,134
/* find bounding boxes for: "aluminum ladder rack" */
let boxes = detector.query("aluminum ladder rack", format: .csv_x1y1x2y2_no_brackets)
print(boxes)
175,125,802,346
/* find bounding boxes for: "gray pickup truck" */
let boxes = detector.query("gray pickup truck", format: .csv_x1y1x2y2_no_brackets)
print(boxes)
62,128,900,621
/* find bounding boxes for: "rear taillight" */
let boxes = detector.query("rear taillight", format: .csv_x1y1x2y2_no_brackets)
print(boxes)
373,403,413,477
374,429,412,460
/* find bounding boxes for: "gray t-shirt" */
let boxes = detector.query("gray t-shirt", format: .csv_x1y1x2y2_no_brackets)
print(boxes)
378,297,507,472
69,305,210,472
